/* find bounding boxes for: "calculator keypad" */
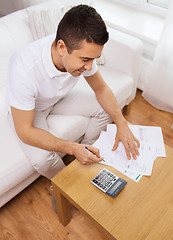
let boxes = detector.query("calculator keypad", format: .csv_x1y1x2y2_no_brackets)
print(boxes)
91,169,118,193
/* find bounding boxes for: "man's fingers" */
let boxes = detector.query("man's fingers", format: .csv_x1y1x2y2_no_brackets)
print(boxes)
127,139,140,160
81,156,100,165
112,137,119,151
131,137,140,158
85,155,103,164
129,141,137,160
91,155,103,163
89,146,100,158
88,151,103,163
85,146,103,164
134,137,140,149
111,126,140,160
124,142,131,160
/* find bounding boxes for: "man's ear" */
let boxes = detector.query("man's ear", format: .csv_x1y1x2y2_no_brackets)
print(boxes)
57,39,67,56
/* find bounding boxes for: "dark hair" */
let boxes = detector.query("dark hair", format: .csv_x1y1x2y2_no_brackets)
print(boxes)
55,4,109,53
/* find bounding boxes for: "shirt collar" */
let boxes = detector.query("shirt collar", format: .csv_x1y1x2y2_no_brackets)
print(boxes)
42,34,70,78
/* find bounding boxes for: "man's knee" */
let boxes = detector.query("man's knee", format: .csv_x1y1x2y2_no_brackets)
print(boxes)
30,150,64,178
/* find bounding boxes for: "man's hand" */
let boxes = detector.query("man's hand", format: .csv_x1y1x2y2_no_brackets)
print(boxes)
72,143,103,165
112,122,140,160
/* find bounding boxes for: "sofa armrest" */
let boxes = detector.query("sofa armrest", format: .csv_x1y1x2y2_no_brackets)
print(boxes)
103,27,143,102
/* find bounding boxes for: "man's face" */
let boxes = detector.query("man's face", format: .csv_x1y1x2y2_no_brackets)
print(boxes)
56,40,104,77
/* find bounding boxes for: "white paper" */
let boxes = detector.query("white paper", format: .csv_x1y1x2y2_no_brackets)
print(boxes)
93,124,166,182
107,124,166,157
129,125,166,157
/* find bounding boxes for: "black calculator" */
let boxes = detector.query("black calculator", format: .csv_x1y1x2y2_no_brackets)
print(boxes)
91,168,127,198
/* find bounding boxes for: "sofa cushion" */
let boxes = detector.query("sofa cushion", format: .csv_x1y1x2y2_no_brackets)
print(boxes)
0,115,35,196
96,55,105,65
27,8,63,40
70,68,133,108
99,66,134,106
27,0,64,40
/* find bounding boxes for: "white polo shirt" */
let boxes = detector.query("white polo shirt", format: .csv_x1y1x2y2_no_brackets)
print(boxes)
7,34,97,112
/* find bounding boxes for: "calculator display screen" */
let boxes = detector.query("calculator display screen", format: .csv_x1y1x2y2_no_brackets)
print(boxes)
109,181,122,194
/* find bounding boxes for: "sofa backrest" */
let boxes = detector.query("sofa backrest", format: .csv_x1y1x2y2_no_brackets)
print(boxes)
0,10,33,89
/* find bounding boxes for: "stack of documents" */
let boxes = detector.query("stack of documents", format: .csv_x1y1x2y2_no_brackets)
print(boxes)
93,124,166,182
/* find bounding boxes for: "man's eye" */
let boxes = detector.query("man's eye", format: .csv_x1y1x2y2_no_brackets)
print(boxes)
83,59,89,62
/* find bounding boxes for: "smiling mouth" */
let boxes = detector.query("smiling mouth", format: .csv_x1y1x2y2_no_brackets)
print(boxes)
77,68,85,73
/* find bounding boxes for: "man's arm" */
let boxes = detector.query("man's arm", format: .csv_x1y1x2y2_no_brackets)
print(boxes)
11,106,103,165
85,70,140,160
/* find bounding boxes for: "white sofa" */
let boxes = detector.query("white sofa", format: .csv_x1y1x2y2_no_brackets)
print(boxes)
0,1,143,207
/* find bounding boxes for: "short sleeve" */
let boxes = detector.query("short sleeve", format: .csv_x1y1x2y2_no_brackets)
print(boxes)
7,63,36,111
82,59,98,77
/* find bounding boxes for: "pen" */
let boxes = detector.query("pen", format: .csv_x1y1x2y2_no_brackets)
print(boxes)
85,146,105,162
85,146,96,155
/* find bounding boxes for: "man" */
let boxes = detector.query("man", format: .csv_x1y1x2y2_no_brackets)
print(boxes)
7,5,140,180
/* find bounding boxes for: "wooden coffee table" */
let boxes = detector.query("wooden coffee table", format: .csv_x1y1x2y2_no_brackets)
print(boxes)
51,144,173,240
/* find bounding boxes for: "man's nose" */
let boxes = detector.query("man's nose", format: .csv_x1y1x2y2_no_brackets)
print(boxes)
84,60,93,71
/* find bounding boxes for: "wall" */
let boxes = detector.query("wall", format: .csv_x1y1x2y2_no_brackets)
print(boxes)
0,0,49,16
0,0,15,15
